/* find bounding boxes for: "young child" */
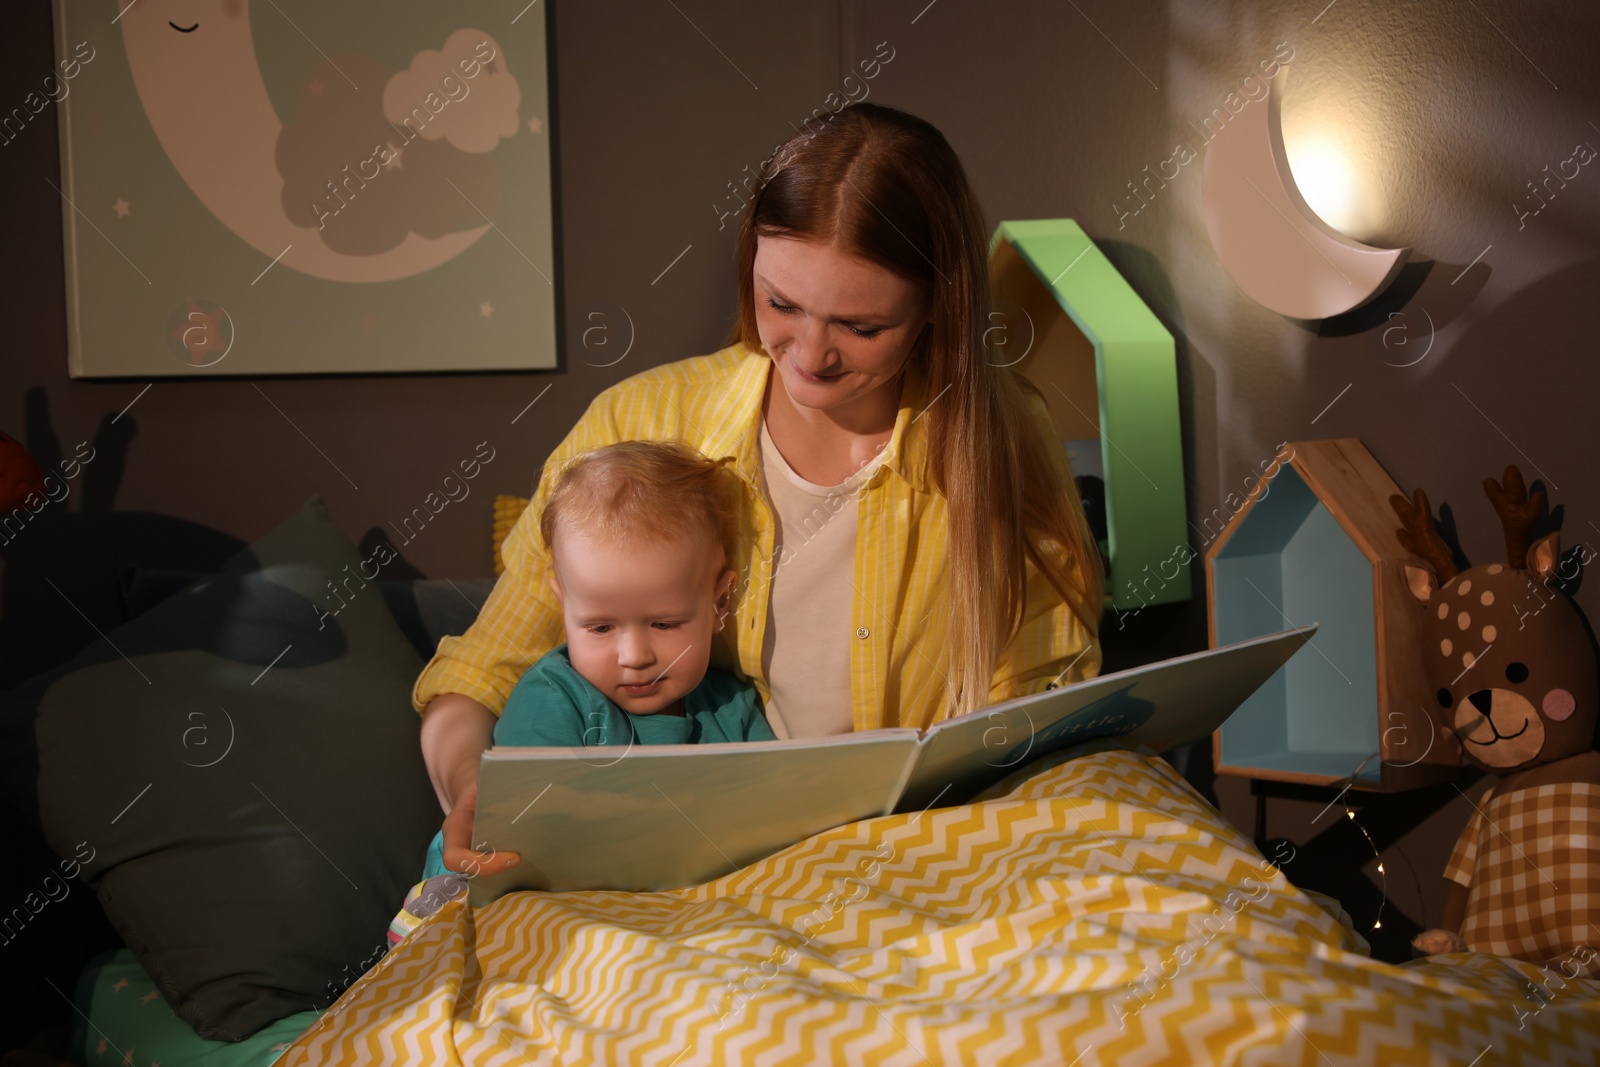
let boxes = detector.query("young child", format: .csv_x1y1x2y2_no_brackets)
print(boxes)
389,440,774,944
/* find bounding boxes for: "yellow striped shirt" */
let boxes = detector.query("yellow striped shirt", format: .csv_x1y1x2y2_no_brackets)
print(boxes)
411,341,1101,732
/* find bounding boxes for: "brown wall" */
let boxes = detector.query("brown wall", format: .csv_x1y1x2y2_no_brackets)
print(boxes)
4,0,1598,963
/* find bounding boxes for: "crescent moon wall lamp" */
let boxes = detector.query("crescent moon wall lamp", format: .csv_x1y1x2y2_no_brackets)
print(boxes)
1201,66,1410,320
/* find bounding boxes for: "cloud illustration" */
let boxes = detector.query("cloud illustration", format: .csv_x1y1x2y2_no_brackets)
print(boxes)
382,28,521,154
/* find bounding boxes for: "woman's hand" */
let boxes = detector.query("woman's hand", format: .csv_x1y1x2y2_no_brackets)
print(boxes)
441,779,520,877
421,693,520,877
1411,928,1467,956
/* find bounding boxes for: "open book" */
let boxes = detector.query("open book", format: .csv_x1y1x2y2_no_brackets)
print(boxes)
466,625,1315,901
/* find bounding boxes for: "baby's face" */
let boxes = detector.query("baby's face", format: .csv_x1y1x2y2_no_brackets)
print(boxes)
549,528,734,716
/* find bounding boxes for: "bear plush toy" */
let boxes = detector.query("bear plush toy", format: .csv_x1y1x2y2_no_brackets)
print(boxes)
1391,466,1600,978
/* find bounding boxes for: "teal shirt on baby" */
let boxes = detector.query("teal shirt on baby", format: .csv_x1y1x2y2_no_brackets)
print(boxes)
421,642,774,878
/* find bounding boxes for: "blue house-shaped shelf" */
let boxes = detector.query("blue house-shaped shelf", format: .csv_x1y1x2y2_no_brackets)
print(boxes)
1206,439,1458,792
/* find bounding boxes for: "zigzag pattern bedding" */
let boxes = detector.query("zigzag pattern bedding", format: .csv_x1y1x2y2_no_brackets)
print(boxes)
281,740,1600,1065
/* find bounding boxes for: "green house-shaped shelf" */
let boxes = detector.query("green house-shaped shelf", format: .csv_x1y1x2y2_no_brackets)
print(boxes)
988,220,1189,610
1205,439,1460,792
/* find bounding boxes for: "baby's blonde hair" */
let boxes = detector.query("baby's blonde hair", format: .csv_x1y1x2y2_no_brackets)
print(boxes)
539,440,740,587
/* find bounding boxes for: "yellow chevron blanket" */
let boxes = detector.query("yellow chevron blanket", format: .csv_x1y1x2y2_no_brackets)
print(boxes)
281,741,1600,1065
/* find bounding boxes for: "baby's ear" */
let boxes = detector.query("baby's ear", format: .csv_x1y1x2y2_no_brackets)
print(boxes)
546,573,562,603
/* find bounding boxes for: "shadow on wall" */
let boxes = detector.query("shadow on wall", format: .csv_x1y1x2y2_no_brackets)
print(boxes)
0,388,248,691
0,388,436,692
1304,254,1600,493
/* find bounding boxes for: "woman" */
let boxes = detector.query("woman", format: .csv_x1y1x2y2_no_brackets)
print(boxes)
414,102,1106,876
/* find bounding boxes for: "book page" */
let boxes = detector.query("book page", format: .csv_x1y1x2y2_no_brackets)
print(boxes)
467,730,920,900
893,626,1314,813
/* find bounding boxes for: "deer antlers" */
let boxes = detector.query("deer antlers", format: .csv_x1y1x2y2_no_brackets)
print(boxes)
1390,466,1546,578
1483,465,1545,570
1389,487,1459,584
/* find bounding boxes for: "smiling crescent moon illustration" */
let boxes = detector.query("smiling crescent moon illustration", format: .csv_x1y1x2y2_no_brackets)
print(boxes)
1201,65,1409,320
117,0,498,283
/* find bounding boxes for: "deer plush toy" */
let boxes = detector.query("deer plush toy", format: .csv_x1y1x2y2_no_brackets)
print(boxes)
1391,467,1600,977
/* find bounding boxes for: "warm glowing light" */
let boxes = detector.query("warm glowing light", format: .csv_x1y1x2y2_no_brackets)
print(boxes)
1284,134,1363,236
1346,809,1355,820
1200,65,1409,318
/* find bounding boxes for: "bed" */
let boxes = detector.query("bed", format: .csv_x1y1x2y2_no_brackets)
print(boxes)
32,501,1600,1065
277,738,1600,1066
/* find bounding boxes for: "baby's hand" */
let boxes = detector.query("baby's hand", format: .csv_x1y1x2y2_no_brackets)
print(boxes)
441,780,520,877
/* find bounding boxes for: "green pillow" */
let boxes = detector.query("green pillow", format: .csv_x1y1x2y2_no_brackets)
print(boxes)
72,949,321,1066
36,496,440,1041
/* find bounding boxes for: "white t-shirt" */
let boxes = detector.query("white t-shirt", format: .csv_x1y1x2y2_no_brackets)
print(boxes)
757,417,888,739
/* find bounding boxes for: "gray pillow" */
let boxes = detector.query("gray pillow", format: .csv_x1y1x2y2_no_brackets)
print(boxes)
385,577,497,660
36,496,441,1041
117,568,497,663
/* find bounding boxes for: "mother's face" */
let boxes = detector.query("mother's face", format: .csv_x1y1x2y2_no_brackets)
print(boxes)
752,236,930,418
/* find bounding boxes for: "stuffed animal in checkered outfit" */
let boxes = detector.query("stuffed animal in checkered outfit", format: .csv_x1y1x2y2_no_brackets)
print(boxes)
1392,466,1600,976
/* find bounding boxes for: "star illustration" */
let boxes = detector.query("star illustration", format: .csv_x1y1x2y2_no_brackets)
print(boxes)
169,300,230,364
381,143,404,171
112,977,129,992
308,77,324,97
479,302,493,318
121,1048,135,1065
113,198,130,218
96,1038,106,1054
141,989,160,1004
527,117,542,134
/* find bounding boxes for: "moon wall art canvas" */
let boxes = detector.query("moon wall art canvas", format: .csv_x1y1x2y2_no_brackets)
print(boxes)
52,0,557,377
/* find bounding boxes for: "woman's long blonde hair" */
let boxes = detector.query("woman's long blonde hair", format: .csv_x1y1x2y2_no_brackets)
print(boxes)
727,102,1105,716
